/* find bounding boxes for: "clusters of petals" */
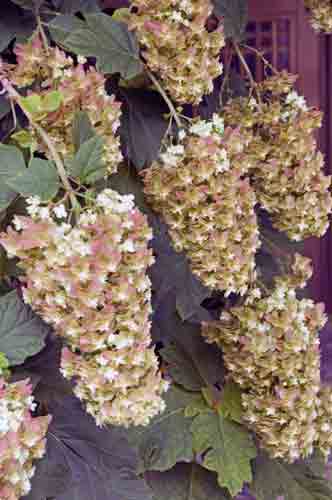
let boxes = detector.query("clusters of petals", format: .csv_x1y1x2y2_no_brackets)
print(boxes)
304,0,332,33
143,117,260,295
5,35,122,173
0,378,50,500
128,0,225,104
202,254,332,461
223,72,332,241
0,191,168,427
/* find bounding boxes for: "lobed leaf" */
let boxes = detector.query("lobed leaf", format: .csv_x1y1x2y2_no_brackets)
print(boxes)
0,290,49,366
7,157,60,201
51,13,143,79
219,381,244,424
190,400,257,497
146,463,230,500
72,111,96,153
68,135,106,183
26,396,153,500
119,88,168,171
251,451,332,500
0,143,26,210
127,386,203,473
1,0,36,52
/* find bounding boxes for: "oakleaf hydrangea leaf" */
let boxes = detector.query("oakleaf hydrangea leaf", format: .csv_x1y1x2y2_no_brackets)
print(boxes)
53,13,143,79
127,386,204,473
219,381,244,424
0,290,49,366
7,157,60,201
190,400,257,497
146,463,230,500
251,451,332,500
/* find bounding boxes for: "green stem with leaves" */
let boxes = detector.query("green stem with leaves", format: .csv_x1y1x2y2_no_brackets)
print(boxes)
2,80,80,214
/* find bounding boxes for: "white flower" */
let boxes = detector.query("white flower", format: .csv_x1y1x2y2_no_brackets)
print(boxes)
77,55,87,64
178,129,186,141
53,204,67,219
120,239,135,253
212,114,225,134
189,120,213,137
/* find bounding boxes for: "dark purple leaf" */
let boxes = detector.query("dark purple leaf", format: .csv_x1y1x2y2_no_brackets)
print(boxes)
26,396,153,500
320,322,332,385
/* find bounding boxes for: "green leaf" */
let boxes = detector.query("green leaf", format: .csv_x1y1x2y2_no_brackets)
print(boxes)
128,386,203,473
7,157,60,201
212,0,248,41
0,352,9,370
54,13,143,79
0,143,26,177
0,143,26,210
68,135,106,184
0,290,49,366
48,14,86,45
251,452,332,500
42,90,63,112
146,463,230,500
19,94,43,114
219,381,244,424
11,129,37,150
20,91,63,114
72,111,95,152
191,403,256,496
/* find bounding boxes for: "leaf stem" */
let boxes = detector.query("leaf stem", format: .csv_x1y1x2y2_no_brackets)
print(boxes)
2,80,80,213
37,16,50,55
233,41,262,107
146,69,183,129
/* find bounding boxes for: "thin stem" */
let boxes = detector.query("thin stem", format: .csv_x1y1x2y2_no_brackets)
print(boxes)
220,51,233,106
233,41,262,107
2,80,80,213
242,44,278,75
37,16,49,55
146,69,183,129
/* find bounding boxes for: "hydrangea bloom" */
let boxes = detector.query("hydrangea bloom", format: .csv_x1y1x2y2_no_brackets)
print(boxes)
5,35,122,173
223,72,332,241
0,378,51,499
304,0,332,33
202,254,332,461
143,116,260,295
0,190,168,427
128,0,225,104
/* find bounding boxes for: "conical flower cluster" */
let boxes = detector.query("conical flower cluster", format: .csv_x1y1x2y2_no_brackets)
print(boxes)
202,254,332,462
0,190,168,427
128,0,225,104
143,116,260,295
4,35,122,173
304,0,332,33
0,378,51,499
223,72,332,241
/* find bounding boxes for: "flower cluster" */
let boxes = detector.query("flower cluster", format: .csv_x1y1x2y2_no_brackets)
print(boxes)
0,378,50,499
5,35,122,173
143,116,260,295
223,72,332,241
304,0,332,33
128,0,225,104
202,254,332,462
0,190,168,427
